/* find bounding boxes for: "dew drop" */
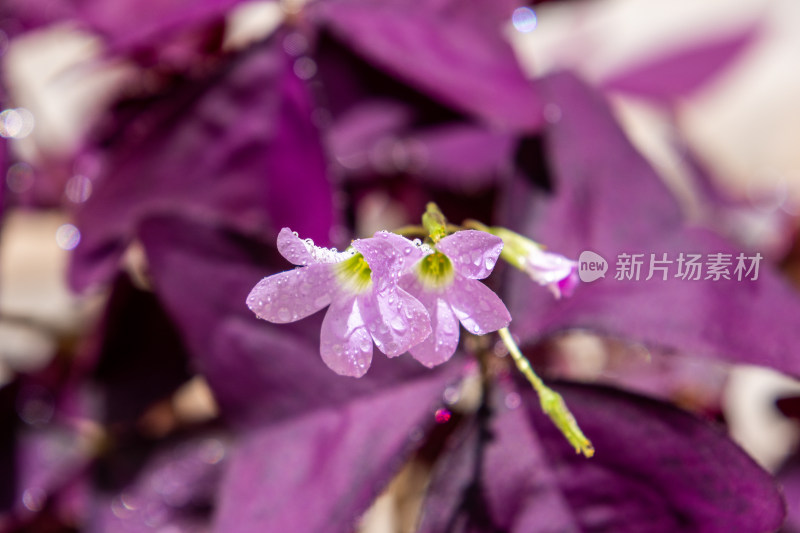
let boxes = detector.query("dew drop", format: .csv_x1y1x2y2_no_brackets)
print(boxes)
404,247,412,255
277,307,291,321
485,256,496,270
390,316,407,333
359,337,371,352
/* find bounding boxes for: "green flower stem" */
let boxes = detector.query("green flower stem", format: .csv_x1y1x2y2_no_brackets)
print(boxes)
498,327,595,458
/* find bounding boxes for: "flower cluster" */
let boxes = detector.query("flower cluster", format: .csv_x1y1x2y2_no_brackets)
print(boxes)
247,207,579,377
247,226,511,376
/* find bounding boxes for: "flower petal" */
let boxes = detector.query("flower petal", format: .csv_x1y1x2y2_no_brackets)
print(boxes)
277,227,316,265
359,287,431,358
320,295,373,377
404,280,460,368
523,247,579,299
437,230,503,280
448,276,511,335
352,231,423,290
247,264,335,323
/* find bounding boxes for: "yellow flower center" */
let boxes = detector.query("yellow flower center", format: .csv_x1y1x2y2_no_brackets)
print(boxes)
417,251,454,289
335,253,373,293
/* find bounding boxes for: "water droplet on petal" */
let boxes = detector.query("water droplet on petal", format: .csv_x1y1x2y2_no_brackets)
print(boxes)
390,316,407,333
485,256,496,270
277,307,291,321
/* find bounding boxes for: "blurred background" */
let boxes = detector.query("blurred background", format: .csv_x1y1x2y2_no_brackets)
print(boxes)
2,0,800,531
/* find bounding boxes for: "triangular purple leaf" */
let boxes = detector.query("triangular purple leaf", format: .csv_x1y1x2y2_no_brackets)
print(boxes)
419,380,784,532
88,430,228,533
602,25,759,103
507,71,800,377
69,33,334,291
311,0,543,132
213,368,459,533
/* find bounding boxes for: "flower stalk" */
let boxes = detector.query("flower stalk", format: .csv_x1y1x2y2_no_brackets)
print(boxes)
498,327,594,458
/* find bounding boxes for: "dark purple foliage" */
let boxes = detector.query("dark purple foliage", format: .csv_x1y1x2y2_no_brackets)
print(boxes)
69,32,334,291
419,380,784,533
215,369,461,533
310,0,542,132
0,1,795,532
602,25,759,102
507,71,800,378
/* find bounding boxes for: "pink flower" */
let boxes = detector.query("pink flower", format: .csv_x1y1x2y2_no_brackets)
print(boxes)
489,226,578,299
397,230,511,368
520,246,579,299
247,228,431,377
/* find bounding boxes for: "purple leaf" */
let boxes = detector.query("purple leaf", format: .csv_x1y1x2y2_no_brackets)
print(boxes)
2,0,238,55
507,71,800,377
69,34,334,291
419,380,784,532
327,98,515,189
404,125,517,189
213,368,460,533
14,424,89,516
88,431,229,533
777,452,800,533
311,0,543,132
601,25,759,102
327,99,414,174
90,274,192,425
0,381,91,526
